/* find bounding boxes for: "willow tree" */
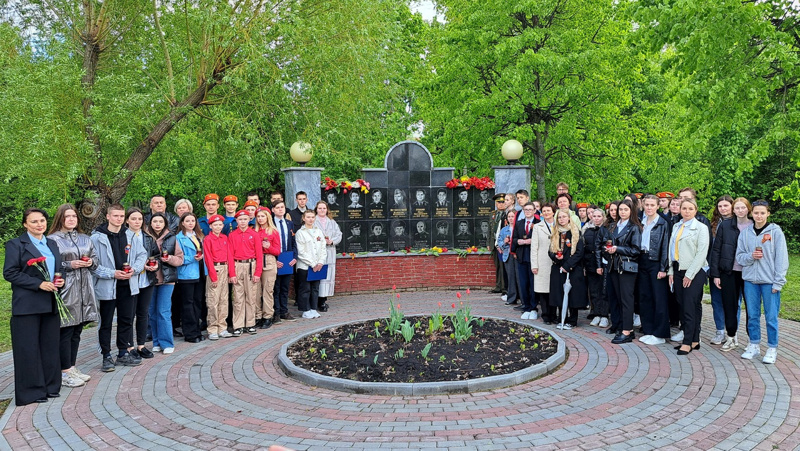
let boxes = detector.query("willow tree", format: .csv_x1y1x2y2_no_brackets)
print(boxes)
417,0,640,201
0,0,420,230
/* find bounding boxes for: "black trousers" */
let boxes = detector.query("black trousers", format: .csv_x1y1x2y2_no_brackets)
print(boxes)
516,259,535,311
668,283,681,327
720,270,744,337
98,282,135,356
59,323,84,370
638,257,671,338
610,271,637,331
171,282,182,331
135,285,154,346
492,249,506,292
606,270,620,330
11,312,60,405
586,271,608,317
296,269,320,311
176,280,203,341
274,274,291,316
675,266,707,345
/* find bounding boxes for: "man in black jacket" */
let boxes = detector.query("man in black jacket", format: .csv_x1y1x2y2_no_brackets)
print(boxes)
144,196,180,233
511,202,540,318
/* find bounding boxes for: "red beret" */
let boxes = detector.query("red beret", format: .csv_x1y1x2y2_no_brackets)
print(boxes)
235,210,250,218
657,191,675,199
605,203,611,210
203,193,220,204
258,206,271,213
208,214,225,224
244,200,259,208
223,195,238,203
634,193,643,199
576,203,588,209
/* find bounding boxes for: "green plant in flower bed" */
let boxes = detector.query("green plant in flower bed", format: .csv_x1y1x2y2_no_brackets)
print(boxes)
286,291,558,383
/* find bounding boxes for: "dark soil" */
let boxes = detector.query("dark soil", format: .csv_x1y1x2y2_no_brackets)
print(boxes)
286,317,558,383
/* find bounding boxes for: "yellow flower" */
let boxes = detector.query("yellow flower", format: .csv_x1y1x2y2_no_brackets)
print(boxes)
421,248,427,252
460,175,469,182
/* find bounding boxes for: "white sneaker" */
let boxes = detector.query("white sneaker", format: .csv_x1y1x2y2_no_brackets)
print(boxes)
163,347,175,354
529,311,538,320
501,295,508,302
590,316,601,327
556,323,572,330
671,330,684,342
598,317,609,328
69,367,91,382
710,330,725,345
152,346,162,352
638,334,654,343
643,336,666,345
311,310,321,318
762,347,777,364
62,372,85,388
721,336,737,352
302,310,316,319
633,314,641,328
219,330,233,338
208,333,219,340
741,343,761,360
521,312,531,320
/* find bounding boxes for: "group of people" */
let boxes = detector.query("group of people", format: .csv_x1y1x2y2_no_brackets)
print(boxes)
491,183,789,362
3,190,341,406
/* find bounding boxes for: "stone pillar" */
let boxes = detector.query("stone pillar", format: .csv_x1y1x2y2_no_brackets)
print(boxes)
282,167,323,210
492,165,532,200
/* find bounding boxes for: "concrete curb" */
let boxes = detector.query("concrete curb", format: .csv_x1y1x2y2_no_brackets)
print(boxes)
277,316,566,395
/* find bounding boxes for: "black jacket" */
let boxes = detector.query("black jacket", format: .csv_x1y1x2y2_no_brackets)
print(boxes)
143,233,161,286
641,216,671,273
593,225,613,269
709,217,742,278
511,216,540,263
582,225,603,271
3,233,63,316
160,232,179,284
548,230,584,272
603,222,642,273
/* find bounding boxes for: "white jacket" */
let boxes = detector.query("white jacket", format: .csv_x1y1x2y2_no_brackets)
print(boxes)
295,226,327,270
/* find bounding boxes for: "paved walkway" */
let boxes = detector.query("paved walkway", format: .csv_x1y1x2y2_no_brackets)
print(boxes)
1,289,799,450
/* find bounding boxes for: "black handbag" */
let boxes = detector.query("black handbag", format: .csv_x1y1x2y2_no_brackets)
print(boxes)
620,257,638,273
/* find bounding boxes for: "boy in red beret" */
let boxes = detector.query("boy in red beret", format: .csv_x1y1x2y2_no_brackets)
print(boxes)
229,210,263,336
198,193,221,235
203,215,235,340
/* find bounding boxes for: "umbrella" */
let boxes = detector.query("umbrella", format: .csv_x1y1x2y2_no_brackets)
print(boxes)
559,272,571,329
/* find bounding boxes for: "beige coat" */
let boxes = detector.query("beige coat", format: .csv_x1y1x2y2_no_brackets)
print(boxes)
530,221,554,293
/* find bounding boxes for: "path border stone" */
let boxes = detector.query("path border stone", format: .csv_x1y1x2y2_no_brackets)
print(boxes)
278,316,565,395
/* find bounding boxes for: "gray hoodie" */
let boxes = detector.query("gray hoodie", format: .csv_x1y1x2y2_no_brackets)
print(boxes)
735,222,789,292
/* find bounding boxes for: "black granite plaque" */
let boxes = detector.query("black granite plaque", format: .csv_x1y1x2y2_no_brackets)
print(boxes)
367,222,389,252
345,191,365,220
432,188,452,218
474,189,494,217
454,219,473,249
475,219,493,248
454,189,472,218
410,188,431,219
335,237,345,255
389,220,413,251
433,219,453,248
412,219,432,249
389,188,409,219
367,188,388,220
324,190,342,220
345,221,367,253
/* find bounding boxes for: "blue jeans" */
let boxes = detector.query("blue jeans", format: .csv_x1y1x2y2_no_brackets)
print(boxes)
744,281,780,348
149,284,175,349
710,283,725,331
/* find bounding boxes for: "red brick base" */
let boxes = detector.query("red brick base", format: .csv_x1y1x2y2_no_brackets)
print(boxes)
333,253,496,295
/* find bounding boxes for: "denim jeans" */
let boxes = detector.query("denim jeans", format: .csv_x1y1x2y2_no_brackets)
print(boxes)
744,281,780,348
709,283,725,331
149,284,175,349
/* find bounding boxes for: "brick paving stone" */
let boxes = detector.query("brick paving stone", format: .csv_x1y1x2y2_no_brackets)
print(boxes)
0,292,798,449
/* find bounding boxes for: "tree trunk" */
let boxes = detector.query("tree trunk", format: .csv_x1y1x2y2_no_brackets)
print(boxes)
531,130,548,202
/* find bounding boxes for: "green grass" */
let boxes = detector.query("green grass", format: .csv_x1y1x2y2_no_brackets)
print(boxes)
780,255,800,321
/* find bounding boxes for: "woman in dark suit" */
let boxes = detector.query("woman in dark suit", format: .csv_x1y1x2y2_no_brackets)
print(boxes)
603,200,642,344
3,208,65,405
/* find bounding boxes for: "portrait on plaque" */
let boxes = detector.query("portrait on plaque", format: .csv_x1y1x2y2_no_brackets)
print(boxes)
476,219,492,248
346,191,365,220
325,191,342,220
432,188,452,218
410,188,430,219
454,219,473,248
433,219,453,248
367,189,387,220
474,189,494,217
367,222,389,252
412,220,431,249
389,188,409,219
345,221,367,253
389,220,413,251
454,189,472,218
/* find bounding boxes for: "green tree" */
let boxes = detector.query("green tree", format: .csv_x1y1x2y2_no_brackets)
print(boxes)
417,0,640,201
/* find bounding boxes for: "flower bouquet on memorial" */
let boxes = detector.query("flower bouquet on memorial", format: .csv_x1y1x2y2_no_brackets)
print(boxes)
445,176,495,190
27,257,73,323
321,177,371,194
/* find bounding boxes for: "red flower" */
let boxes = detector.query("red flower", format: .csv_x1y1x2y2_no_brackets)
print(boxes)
396,293,400,299
392,284,396,290
441,247,448,252
456,292,462,298
451,303,456,308
438,302,442,307
466,289,471,294
341,252,347,256
464,316,468,322
396,304,400,309
27,256,46,266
